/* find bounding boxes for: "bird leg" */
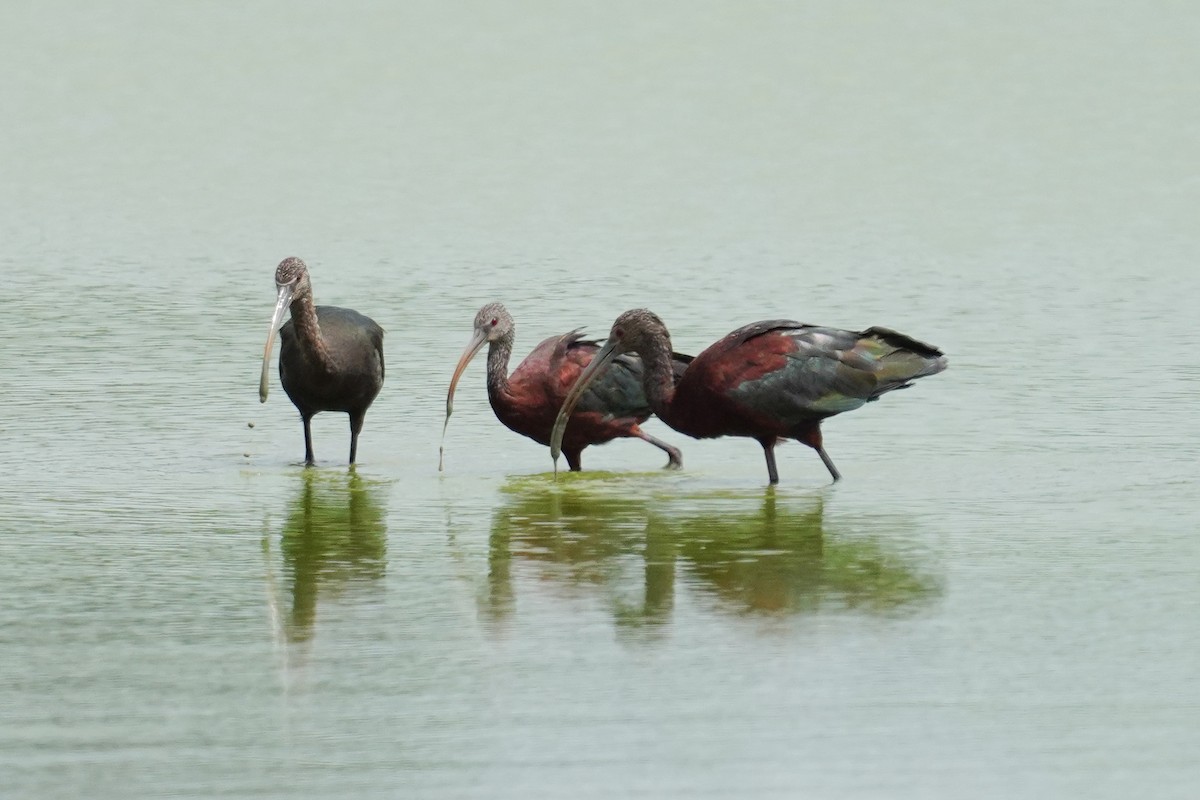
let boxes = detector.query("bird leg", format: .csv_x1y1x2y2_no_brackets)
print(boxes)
760,438,780,485
565,449,583,472
302,415,316,466
797,425,841,483
348,412,366,465
634,430,683,470
804,425,841,483
817,446,842,483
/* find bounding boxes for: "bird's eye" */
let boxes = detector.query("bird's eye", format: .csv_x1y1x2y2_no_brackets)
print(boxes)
614,328,624,339
490,318,498,326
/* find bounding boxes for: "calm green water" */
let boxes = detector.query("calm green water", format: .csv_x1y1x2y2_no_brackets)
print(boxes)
2,2,1198,797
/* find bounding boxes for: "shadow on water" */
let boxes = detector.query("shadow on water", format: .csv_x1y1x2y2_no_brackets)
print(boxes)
265,470,388,644
482,475,940,633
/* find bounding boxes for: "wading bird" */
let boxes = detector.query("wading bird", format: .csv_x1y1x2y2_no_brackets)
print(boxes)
551,309,947,484
259,257,384,466
442,302,688,472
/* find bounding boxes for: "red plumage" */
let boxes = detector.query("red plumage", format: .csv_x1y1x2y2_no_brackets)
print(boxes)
553,310,947,484
443,304,687,472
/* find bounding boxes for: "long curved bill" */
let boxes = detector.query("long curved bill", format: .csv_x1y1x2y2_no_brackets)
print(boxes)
439,328,488,471
260,283,294,402
549,338,619,476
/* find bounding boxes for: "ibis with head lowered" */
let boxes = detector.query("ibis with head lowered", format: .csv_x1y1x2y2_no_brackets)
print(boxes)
443,302,688,472
551,308,946,484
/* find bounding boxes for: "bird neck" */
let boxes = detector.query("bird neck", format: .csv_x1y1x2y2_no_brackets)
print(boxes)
485,333,514,402
636,335,678,416
289,296,337,373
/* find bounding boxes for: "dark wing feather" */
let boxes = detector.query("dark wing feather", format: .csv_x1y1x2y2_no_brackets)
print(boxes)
541,330,694,421
317,306,385,382
778,325,946,414
716,319,806,351
718,322,946,425
670,351,694,381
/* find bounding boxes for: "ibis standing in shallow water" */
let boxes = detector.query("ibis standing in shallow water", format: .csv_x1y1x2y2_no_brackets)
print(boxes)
260,257,384,466
442,302,689,472
551,309,947,484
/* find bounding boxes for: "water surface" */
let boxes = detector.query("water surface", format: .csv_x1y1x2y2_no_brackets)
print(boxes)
2,2,1198,798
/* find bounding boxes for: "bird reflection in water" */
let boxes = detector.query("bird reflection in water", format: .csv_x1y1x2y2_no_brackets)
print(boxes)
482,478,650,627
656,493,936,618
265,470,387,644
483,478,939,632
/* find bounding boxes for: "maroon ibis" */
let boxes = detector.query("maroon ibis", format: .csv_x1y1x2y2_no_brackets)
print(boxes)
442,302,688,472
551,308,947,484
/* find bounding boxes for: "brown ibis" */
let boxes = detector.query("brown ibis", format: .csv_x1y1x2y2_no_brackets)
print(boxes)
259,257,384,466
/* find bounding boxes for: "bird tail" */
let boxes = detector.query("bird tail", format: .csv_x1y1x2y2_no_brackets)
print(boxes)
858,327,948,398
